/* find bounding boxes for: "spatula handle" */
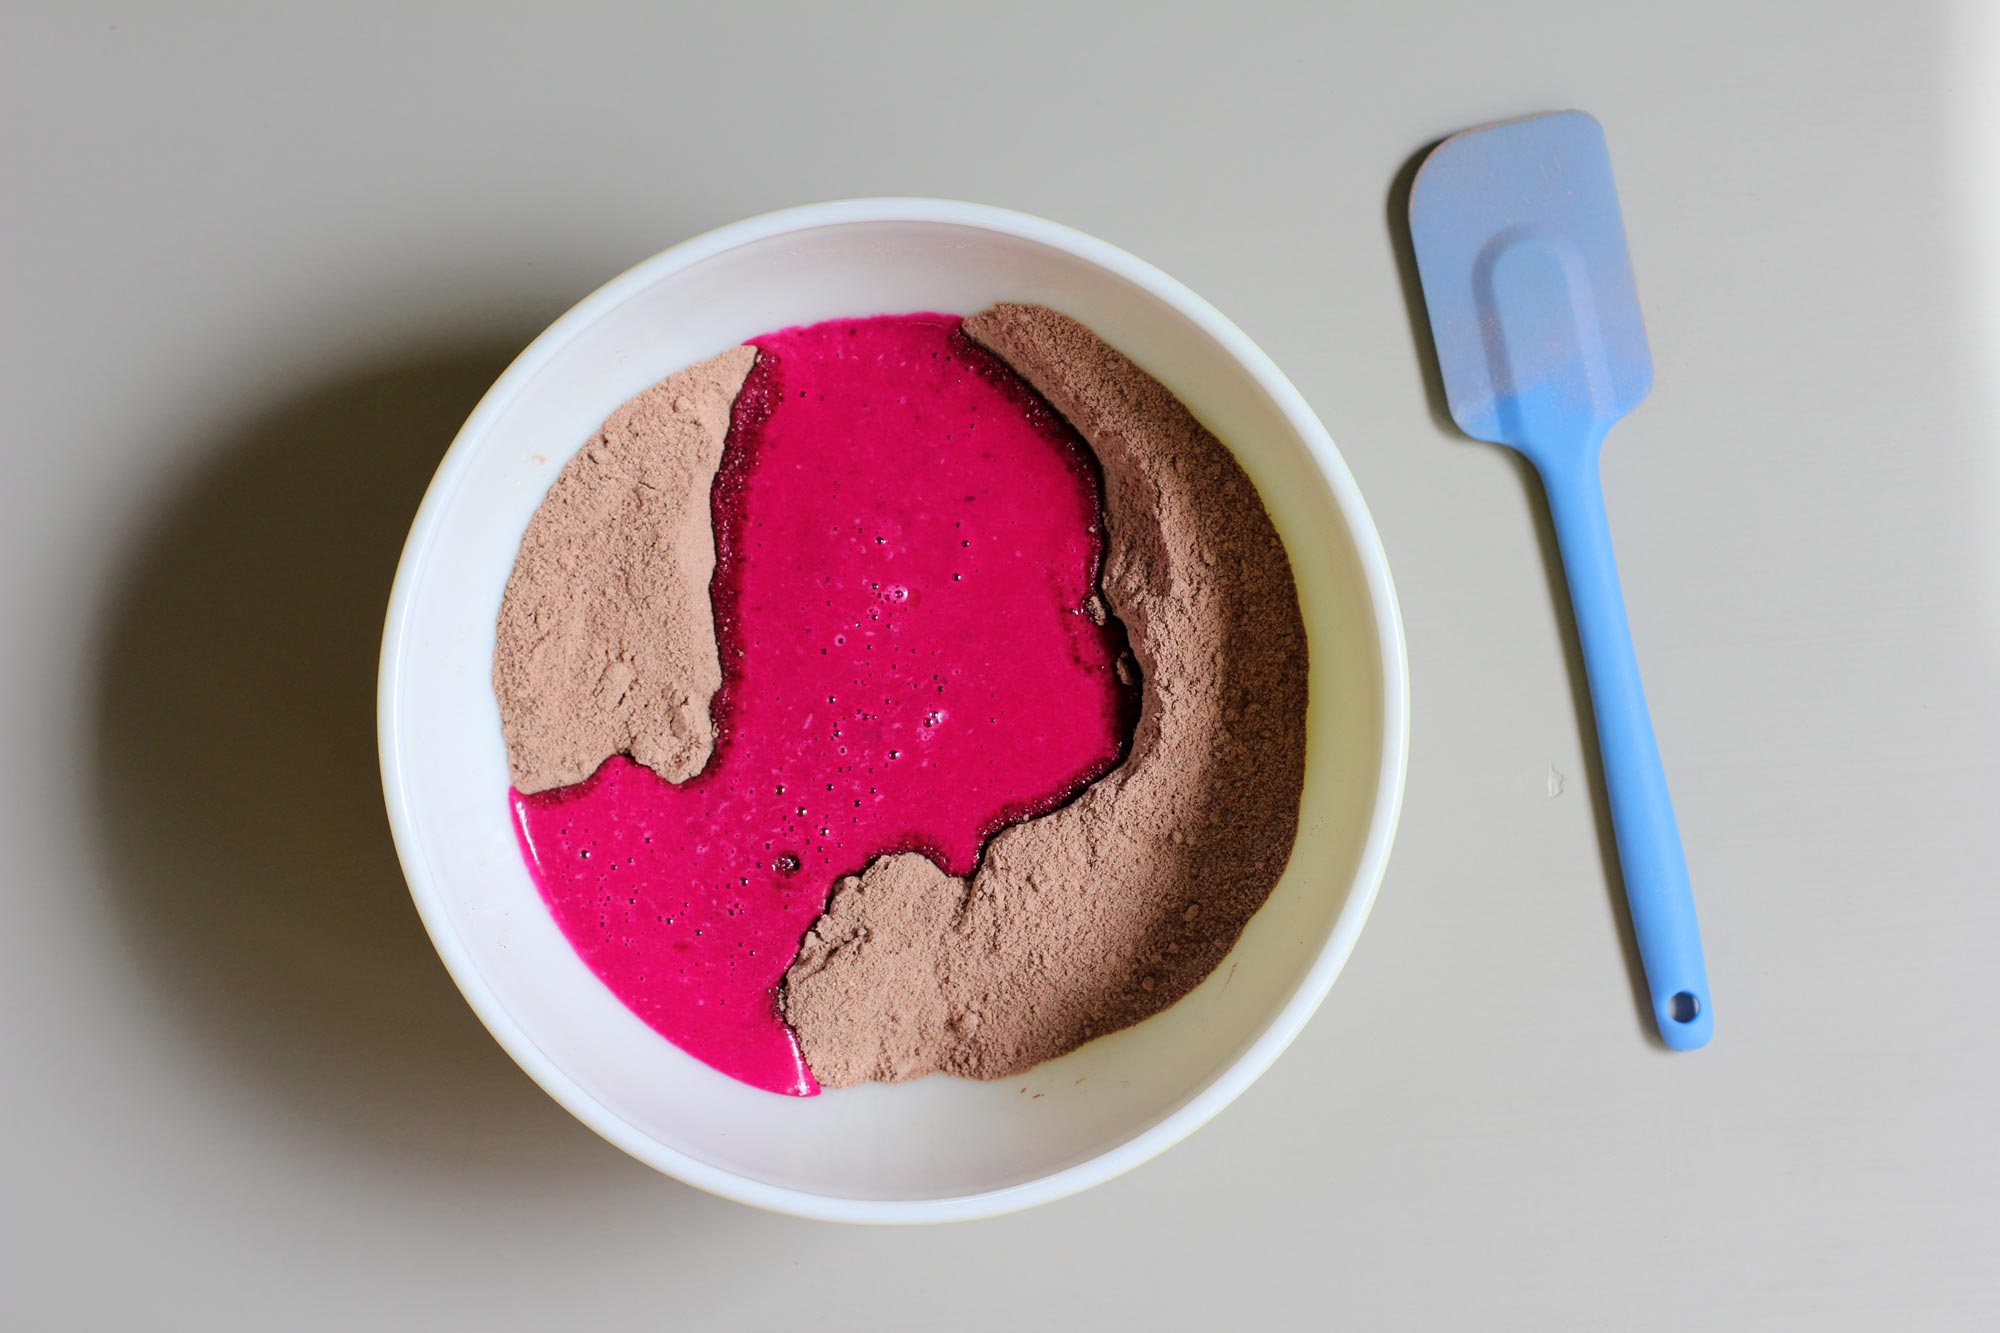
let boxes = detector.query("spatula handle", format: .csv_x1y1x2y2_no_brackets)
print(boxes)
1540,455,1713,1049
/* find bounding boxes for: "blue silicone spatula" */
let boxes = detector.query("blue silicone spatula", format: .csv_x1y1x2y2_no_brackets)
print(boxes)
1408,110,1712,1049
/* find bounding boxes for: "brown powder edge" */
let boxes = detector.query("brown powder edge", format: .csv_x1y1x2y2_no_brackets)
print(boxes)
780,303,1309,1088
494,344,757,794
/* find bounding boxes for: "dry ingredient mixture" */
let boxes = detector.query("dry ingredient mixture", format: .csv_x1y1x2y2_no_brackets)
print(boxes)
496,346,754,793
495,305,1306,1093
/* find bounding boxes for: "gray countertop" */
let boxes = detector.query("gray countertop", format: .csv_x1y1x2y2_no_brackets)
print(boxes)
7,2,1997,1327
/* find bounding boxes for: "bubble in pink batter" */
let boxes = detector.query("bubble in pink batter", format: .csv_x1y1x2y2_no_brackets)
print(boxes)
511,314,1137,1095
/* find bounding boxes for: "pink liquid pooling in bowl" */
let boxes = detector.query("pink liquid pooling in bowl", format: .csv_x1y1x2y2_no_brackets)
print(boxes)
511,314,1137,1095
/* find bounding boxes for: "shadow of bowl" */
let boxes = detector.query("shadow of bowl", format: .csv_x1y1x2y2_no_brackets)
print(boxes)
87,342,650,1184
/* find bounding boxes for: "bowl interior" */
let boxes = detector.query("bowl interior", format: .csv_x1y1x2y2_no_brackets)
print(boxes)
383,213,1392,1208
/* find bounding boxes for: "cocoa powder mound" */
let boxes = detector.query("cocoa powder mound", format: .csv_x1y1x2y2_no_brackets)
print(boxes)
494,345,756,794
782,304,1308,1086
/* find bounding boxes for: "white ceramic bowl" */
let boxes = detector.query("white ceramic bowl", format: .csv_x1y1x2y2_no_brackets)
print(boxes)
379,199,1408,1223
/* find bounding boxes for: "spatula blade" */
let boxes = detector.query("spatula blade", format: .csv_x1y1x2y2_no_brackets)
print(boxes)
1409,111,1653,458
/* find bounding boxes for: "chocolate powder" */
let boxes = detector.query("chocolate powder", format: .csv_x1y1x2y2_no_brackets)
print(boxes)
494,346,756,793
780,305,1309,1086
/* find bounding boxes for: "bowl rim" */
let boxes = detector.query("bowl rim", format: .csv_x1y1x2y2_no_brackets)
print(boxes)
377,197,1410,1224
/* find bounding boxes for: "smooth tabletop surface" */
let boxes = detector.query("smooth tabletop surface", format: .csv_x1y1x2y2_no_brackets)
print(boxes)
6,3,1997,1327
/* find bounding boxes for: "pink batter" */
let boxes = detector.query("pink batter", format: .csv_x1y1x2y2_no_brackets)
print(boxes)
511,314,1136,1095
